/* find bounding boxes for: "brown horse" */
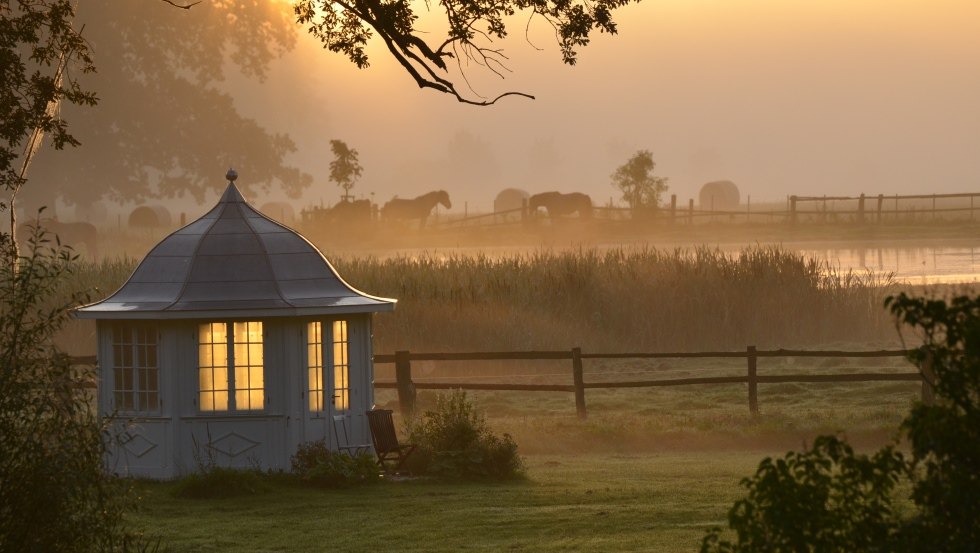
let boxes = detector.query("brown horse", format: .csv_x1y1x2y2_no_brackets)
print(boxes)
329,199,373,223
382,190,451,228
528,192,592,219
18,219,99,258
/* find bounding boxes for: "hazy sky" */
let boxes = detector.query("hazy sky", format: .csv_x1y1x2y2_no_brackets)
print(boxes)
227,0,980,212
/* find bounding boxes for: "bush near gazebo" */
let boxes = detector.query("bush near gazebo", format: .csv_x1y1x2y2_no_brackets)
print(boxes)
406,390,525,480
290,441,380,488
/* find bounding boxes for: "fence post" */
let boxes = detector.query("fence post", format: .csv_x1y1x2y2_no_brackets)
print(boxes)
857,193,865,223
789,195,798,225
688,198,694,225
877,194,884,224
571,347,587,419
920,351,935,406
670,194,677,225
747,346,759,415
394,350,416,418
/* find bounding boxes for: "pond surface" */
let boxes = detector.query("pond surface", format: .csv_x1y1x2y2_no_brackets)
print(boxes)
795,241,980,285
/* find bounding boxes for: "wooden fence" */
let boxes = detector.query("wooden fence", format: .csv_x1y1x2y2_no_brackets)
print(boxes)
430,191,980,229
374,347,929,419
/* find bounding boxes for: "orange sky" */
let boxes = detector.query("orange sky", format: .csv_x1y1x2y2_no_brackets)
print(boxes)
227,0,980,210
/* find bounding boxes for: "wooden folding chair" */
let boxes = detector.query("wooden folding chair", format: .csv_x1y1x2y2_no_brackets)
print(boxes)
366,408,416,472
332,415,372,457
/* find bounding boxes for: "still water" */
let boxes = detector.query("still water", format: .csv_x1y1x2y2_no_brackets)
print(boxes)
795,242,980,285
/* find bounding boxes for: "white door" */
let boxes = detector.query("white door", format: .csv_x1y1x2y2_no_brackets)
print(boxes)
302,321,329,444
325,320,354,450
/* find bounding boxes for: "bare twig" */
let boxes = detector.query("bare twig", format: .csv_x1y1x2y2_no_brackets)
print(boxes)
159,0,201,9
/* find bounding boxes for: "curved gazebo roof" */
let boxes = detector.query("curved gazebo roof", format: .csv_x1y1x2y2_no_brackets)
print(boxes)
76,172,395,320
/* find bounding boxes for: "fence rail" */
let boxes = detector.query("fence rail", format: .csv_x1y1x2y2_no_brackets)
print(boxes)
375,347,926,418
428,191,980,230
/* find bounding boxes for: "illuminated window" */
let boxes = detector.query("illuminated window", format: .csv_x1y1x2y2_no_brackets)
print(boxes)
332,321,349,411
307,322,324,412
198,321,264,412
112,325,159,413
306,320,349,412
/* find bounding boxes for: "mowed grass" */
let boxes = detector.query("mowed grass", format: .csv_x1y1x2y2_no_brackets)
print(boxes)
133,452,766,553
133,367,920,552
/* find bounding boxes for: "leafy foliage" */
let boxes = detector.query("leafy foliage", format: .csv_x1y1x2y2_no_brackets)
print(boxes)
700,436,905,553
0,0,96,197
886,293,980,551
0,227,134,552
290,440,380,488
702,293,980,553
295,0,636,105
610,150,669,210
407,390,524,480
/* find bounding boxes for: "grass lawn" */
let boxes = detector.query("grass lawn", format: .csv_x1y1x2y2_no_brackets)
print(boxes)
133,361,919,552
134,452,769,553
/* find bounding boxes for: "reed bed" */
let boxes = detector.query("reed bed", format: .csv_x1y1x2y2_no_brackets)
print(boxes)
337,245,899,353
57,246,898,354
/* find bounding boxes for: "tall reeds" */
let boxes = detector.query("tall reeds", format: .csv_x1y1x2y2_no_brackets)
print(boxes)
336,245,898,352
60,246,898,353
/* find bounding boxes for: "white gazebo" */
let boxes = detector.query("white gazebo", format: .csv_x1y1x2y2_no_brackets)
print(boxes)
75,170,395,479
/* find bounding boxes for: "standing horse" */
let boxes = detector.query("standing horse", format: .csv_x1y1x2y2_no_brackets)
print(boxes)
327,199,374,223
381,190,451,228
528,192,592,219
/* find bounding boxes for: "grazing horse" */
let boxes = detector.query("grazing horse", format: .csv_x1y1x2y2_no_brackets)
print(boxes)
328,199,373,223
18,219,99,258
528,192,593,219
382,190,451,228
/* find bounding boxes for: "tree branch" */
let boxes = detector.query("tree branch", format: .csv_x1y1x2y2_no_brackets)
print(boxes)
159,0,201,9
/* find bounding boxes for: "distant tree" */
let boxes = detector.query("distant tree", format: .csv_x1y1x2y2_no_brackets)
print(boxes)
295,0,637,105
611,150,668,210
329,140,363,202
21,1,311,214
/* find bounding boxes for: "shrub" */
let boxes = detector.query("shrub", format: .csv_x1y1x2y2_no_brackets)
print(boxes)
702,293,980,553
290,440,380,488
171,466,269,499
0,229,137,551
407,390,524,480
699,436,905,553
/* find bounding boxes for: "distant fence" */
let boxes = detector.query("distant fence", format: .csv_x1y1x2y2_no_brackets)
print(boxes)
430,191,980,229
374,347,931,419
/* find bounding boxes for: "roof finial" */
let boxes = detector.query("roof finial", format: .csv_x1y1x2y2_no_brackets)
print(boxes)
226,168,238,183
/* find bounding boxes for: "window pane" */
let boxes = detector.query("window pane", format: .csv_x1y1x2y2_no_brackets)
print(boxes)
234,343,247,365
307,322,323,413
199,392,213,411
235,366,249,389
198,344,212,367
198,368,212,391
213,366,228,390
249,390,264,410
249,343,263,366
235,390,249,410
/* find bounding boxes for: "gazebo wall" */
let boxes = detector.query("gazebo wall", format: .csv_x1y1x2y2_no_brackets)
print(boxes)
98,315,376,480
